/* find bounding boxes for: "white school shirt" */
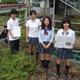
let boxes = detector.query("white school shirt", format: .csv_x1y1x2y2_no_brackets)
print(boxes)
38,27,54,44
7,18,20,41
55,29,75,49
26,19,41,38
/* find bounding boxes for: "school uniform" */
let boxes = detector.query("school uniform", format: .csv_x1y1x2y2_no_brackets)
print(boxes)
7,18,21,53
26,18,41,47
55,29,75,59
38,27,54,54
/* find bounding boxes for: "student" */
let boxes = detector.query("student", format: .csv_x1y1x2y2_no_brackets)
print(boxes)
26,10,41,57
55,18,75,79
7,9,21,53
38,16,54,72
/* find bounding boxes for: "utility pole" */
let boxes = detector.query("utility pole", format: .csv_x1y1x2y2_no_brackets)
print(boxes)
28,0,30,17
40,1,45,16
24,0,28,21
53,0,55,26
47,0,49,15
73,0,76,15
64,0,67,17
44,0,49,16
28,0,32,17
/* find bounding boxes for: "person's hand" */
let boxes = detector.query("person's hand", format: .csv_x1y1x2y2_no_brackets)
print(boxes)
46,43,50,48
10,32,13,37
43,44,47,48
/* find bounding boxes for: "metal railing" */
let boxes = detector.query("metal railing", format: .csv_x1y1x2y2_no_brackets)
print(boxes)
60,0,80,14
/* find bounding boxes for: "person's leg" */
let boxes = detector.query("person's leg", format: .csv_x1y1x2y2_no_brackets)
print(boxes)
28,37,35,55
28,44,34,55
64,49,72,78
65,59,70,78
15,39,20,52
34,38,39,59
45,53,51,71
36,51,39,59
56,58,61,76
56,48,63,76
40,54,46,69
35,43,39,59
10,41,15,54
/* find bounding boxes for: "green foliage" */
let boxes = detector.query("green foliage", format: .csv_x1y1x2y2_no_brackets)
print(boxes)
0,24,36,80
2,0,17,4
0,48,36,80
32,3,40,7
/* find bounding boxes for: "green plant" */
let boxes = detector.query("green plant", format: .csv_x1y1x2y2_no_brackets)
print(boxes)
2,0,17,4
0,48,36,80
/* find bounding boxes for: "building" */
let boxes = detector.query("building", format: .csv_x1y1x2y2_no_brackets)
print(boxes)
31,0,80,16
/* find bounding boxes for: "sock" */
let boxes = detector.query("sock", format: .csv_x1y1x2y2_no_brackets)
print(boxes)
41,60,46,68
56,64,60,75
45,60,50,70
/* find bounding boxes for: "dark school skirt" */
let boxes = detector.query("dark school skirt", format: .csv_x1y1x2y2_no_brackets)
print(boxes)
39,42,53,54
56,48,73,59
28,37,39,47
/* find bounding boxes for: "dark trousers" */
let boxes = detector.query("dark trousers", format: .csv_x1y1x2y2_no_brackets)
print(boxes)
10,39,20,53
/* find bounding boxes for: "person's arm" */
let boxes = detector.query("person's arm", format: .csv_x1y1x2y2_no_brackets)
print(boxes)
38,19,41,27
72,31,75,46
47,27,54,48
7,21,13,37
49,27,54,44
38,29,46,48
54,30,60,43
38,29,43,45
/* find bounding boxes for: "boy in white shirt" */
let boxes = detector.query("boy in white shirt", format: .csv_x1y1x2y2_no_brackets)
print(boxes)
7,9,21,53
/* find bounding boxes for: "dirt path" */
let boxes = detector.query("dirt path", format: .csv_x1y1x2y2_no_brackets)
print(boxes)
29,56,80,80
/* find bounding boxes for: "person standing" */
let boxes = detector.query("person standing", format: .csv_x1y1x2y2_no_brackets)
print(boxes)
38,16,54,72
7,9,21,53
55,18,75,79
26,10,41,58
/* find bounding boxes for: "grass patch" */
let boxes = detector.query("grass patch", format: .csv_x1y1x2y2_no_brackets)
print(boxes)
0,25,36,80
0,48,36,80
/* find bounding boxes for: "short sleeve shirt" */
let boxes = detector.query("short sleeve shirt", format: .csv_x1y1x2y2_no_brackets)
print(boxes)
26,18,41,38
7,18,20,41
